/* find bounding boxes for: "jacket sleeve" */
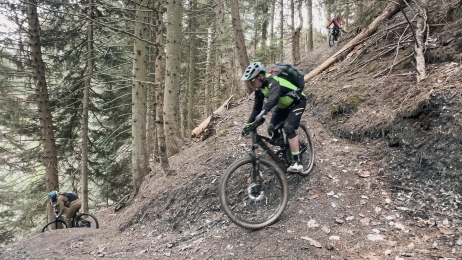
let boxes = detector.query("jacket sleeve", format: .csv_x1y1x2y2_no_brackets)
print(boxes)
262,79,281,112
247,90,264,123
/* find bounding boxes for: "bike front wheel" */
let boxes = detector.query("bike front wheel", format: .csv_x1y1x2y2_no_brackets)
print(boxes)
74,213,99,229
41,220,67,232
219,157,288,229
328,32,335,47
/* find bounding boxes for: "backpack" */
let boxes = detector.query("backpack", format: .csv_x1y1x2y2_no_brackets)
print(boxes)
61,191,79,202
267,62,305,92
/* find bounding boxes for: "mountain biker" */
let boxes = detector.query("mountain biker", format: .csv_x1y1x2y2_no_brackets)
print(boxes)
46,190,82,227
241,62,307,173
327,16,342,39
327,16,342,30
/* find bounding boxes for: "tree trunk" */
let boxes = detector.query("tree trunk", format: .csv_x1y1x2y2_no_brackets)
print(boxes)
214,0,228,108
132,0,149,195
187,0,198,132
270,0,276,63
279,0,284,60
230,0,250,88
261,2,269,49
415,0,429,82
355,0,364,23
146,1,158,166
27,0,59,222
304,0,405,83
155,0,169,174
81,0,94,213
164,0,183,156
306,0,313,52
205,27,213,115
292,0,303,63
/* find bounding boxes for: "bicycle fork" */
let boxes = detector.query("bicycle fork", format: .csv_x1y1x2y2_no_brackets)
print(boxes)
248,133,264,201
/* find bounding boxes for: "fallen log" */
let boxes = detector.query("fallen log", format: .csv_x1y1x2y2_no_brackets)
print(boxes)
303,0,405,83
191,95,234,138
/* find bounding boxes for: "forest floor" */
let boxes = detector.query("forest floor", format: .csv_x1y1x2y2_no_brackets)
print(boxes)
2,5,462,260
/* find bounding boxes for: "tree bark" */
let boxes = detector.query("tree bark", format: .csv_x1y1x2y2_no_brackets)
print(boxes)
306,0,313,52
270,0,276,63
132,0,149,195
27,0,59,222
415,0,429,82
291,0,303,63
164,0,183,156
81,0,94,213
154,0,169,174
230,0,250,93
205,27,213,115
279,0,284,55
214,0,228,109
187,0,198,132
304,0,405,83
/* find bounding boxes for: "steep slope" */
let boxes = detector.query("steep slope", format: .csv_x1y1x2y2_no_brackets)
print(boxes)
2,2,462,259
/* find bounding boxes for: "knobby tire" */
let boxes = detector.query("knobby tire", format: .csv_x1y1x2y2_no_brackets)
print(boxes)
41,220,67,232
219,157,288,229
329,32,335,47
74,213,99,229
286,123,315,176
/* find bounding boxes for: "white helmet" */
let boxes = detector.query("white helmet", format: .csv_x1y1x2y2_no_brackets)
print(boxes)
241,62,266,81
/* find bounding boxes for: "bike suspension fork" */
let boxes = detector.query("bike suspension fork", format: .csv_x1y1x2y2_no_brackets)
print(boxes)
251,133,262,185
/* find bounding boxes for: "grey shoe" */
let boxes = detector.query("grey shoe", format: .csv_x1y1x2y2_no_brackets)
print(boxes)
287,161,303,173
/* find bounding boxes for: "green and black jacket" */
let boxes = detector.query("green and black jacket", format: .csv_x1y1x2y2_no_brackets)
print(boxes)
247,74,306,123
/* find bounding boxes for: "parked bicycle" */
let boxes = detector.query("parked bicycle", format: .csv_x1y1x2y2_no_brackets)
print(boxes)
328,26,341,47
41,205,99,232
218,120,314,229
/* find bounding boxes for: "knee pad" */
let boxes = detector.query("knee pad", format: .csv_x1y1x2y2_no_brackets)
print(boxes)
283,123,296,139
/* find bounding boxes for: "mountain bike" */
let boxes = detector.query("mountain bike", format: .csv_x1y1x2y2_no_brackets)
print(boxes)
41,205,99,232
328,26,341,47
218,119,314,229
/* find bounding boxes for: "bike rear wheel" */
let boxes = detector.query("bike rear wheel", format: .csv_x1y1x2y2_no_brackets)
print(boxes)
285,123,315,176
219,157,288,229
297,123,315,175
74,213,99,229
41,220,67,232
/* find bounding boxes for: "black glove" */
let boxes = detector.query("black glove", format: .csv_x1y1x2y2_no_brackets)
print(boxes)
242,123,253,136
254,111,266,123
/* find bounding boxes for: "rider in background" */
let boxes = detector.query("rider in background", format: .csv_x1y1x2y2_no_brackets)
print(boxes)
326,16,343,40
240,62,307,173
327,16,342,29
46,190,82,227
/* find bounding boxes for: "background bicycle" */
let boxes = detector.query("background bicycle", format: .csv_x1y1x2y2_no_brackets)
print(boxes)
328,26,341,47
218,120,314,229
41,205,99,232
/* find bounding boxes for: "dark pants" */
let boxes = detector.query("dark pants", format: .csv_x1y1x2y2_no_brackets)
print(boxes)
269,98,307,139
